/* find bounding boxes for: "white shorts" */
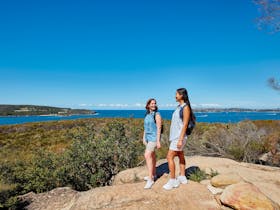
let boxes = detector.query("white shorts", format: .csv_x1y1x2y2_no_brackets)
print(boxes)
146,141,157,152
169,138,187,151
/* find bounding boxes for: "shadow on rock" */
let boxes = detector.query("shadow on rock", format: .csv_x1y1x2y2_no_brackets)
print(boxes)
156,162,169,179
155,162,200,179
185,166,200,179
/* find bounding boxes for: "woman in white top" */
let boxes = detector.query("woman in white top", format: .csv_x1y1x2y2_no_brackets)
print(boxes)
163,88,195,190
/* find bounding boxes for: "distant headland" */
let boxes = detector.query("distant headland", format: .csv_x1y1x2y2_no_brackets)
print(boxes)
193,108,280,112
0,105,96,116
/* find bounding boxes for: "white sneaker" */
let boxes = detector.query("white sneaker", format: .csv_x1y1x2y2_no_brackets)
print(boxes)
177,175,188,184
163,179,180,190
144,179,154,189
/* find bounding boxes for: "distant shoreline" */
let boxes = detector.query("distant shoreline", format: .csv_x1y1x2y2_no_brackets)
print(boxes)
0,104,96,117
0,113,98,117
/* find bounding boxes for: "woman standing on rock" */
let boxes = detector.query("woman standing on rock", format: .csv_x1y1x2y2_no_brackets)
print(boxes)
163,88,195,190
143,98,162,189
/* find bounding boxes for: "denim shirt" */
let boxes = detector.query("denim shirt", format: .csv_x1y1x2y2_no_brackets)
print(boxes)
169,103,188,141
144,111,159,142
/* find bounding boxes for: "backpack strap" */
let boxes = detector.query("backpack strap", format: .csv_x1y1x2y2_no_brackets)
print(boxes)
179,104,187,120
180,104,195,123
153,112,158,123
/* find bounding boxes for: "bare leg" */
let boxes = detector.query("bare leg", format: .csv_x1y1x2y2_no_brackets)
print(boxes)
152,152,156,177
166,150,177,178
144,150,154,180
177,151,186,176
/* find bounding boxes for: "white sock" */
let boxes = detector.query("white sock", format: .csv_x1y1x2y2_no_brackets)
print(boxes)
170,178,176,183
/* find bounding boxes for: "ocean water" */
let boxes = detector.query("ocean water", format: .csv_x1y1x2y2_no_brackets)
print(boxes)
0,110,279,126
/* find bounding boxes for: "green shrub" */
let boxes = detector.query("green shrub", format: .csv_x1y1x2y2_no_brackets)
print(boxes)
57,121,144,191
188,169,207,182
188,168,219,182
2,151,61,194
208,168,219,177
228,143,245,161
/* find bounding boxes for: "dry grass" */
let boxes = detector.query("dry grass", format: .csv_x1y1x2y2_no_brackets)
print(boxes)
0,183,15,191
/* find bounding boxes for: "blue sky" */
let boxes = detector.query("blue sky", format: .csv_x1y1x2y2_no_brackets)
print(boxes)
0,0,279,109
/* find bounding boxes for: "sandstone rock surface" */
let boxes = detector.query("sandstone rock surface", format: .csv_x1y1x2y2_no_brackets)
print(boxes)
220,182,279,210
210,173,244,188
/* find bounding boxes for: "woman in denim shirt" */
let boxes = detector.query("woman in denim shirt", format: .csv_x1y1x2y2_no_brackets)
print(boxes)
143,98,162,189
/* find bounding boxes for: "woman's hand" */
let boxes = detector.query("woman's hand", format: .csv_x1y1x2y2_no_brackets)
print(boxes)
143,131,147,145
157,141,161,149
177,140,183,149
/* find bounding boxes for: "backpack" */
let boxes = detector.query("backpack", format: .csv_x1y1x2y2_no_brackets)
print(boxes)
179,105,196,135
153,112,164,134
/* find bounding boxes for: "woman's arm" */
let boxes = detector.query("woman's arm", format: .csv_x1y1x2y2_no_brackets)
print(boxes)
177,106,190,148
155,113,162,148
143,131,147,145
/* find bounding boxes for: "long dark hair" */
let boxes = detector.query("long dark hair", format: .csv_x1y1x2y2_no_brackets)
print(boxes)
177,88,196,121
145,98,158,115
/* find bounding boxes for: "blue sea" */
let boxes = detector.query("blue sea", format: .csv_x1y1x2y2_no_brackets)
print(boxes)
0,110,280,126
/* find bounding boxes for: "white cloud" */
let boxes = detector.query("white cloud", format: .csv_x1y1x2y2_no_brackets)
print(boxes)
198,103,222,108
78,103,88,107
94,103,129,108
160,104,177,108
135,103,145,107
109,104,128,107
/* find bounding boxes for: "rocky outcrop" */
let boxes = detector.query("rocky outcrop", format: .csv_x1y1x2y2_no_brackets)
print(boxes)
19,187,79,210
21,175,219,210
20,156,280,210
210,174,244,188
220,182,279,210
